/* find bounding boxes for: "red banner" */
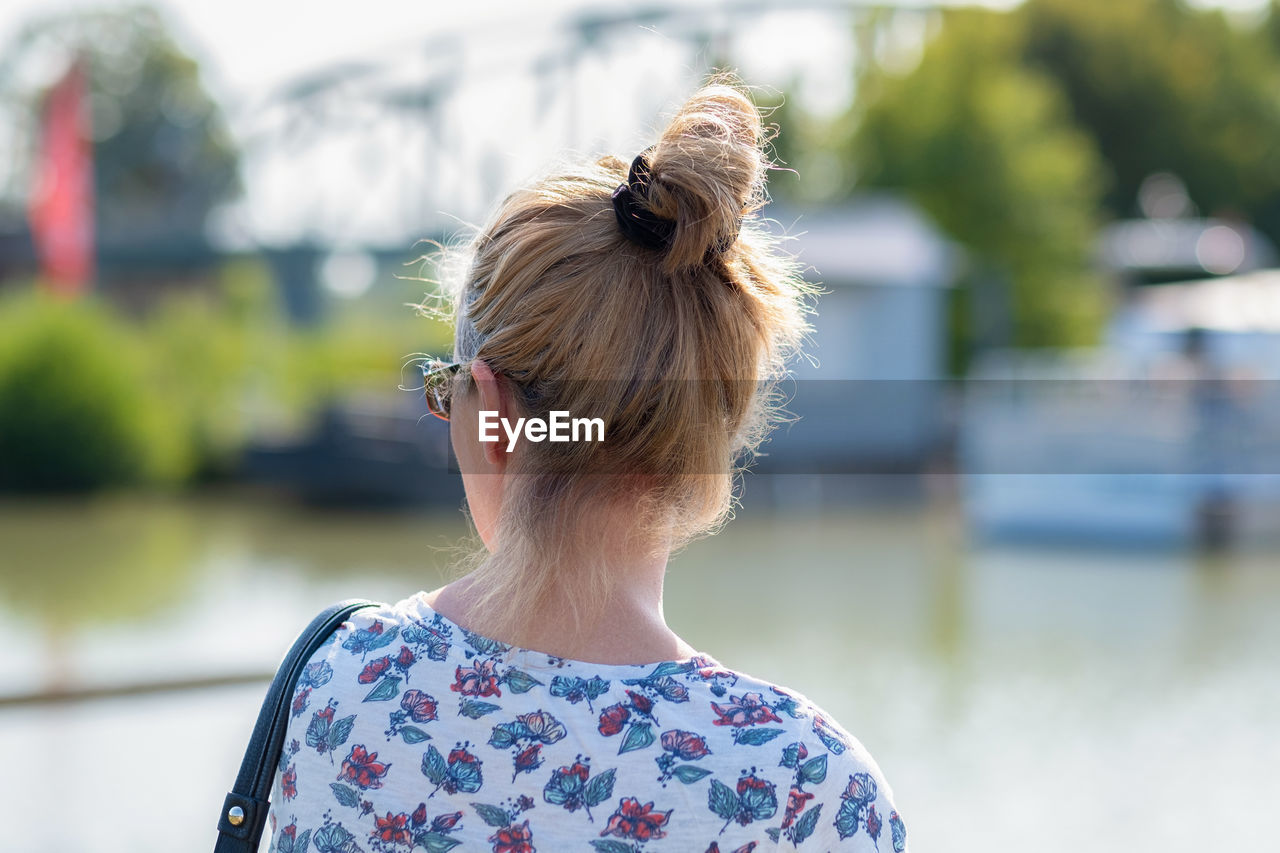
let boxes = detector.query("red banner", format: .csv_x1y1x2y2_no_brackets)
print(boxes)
27,60,95,296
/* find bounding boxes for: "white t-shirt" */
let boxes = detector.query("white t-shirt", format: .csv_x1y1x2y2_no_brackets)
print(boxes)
266,593,908,852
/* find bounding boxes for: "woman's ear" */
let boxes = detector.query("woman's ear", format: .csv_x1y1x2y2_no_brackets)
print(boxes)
470,358,511,468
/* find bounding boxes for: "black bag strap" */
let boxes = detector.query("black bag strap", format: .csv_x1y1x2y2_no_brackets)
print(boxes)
214,598,382,853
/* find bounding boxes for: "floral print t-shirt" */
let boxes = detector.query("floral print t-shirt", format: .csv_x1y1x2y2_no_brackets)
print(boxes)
265,593,908,853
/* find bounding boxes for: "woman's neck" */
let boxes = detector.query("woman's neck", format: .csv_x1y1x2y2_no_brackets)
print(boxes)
423,548,700,665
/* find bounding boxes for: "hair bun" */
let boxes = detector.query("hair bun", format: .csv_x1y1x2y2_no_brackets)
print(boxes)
640,76,767,273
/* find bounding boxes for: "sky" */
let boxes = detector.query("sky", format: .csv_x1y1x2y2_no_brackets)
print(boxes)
1,0,1273,251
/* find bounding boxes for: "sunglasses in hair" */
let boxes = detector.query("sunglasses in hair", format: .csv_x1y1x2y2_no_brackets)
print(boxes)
421,358,464,421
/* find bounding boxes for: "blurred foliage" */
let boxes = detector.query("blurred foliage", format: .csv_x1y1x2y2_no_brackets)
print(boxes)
765,0,1280,368
1019,0,1280,238
0,287,190,491
0,4,239,246
0,267,452,494
850,10,1108,358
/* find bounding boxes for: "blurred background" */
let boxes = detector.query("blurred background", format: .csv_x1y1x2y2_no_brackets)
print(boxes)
2,0,1279,850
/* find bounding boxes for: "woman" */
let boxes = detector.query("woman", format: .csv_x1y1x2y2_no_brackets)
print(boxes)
267,75,907,852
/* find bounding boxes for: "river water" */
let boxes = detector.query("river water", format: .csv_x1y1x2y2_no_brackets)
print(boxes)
0,483,1276,851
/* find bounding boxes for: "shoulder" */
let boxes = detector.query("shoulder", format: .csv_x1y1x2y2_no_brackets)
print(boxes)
712,672,910,851
317,594,471,659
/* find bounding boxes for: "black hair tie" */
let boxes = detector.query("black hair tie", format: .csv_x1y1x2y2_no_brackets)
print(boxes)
612,149,677,251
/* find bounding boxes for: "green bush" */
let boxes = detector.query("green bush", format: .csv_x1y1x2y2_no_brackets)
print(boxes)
0,263,454,493
0,287,191,491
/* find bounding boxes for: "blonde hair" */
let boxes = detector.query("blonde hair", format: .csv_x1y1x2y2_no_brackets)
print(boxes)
427,73,814,646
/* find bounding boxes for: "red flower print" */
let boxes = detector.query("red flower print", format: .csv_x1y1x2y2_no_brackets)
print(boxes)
660,729,710,760
513,744,542,776
598,702,631,736
448,746,479,765
368,621,384,635
488,818,534,853
281,765,298,800
396,645,416,667
358,655,392,684
373,811,412,845
339,745,391,790
867,803,883,841
400,689,438,723
291,687,311,716
316,704,335,724
600,797,673,842
625,689,654,716
411,802,427,827
450,660,502,697
710,692,782,727
282,823,296,841
432,811,462,832
781,785,813,829
737,774,771,796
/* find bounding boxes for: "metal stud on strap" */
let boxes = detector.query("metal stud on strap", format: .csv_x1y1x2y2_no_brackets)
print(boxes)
227,805,246,827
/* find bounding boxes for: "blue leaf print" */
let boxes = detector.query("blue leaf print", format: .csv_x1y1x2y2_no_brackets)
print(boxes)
400,726,431,744
422,745,447,786
470,802,514,828
461,627,508,657
489,720,531,750
834,797,862,840
731,727,784,746
707,771,777,833
330,782,360,807
458,698,502,719
420,743,483,796
275,823,311,853
798,754,827,785
311,822,357,853
707,779,738,822
582,767,617,808
362,676,402,702
671,765,712,784
813,713,850,755
550,675,611,711
416,832,461,853
305,702,356,760
278,738,301,774
793,802,823,844
502,668,543,694
890,810,908,852
341,620,399,657
641,660,697,679
543,759,614,821
589,841,633,853
618,722,655,754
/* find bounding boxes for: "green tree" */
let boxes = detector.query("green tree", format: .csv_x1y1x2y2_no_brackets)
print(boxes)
1018,0,1280,238
849,10,1107,356
0,4,239,247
